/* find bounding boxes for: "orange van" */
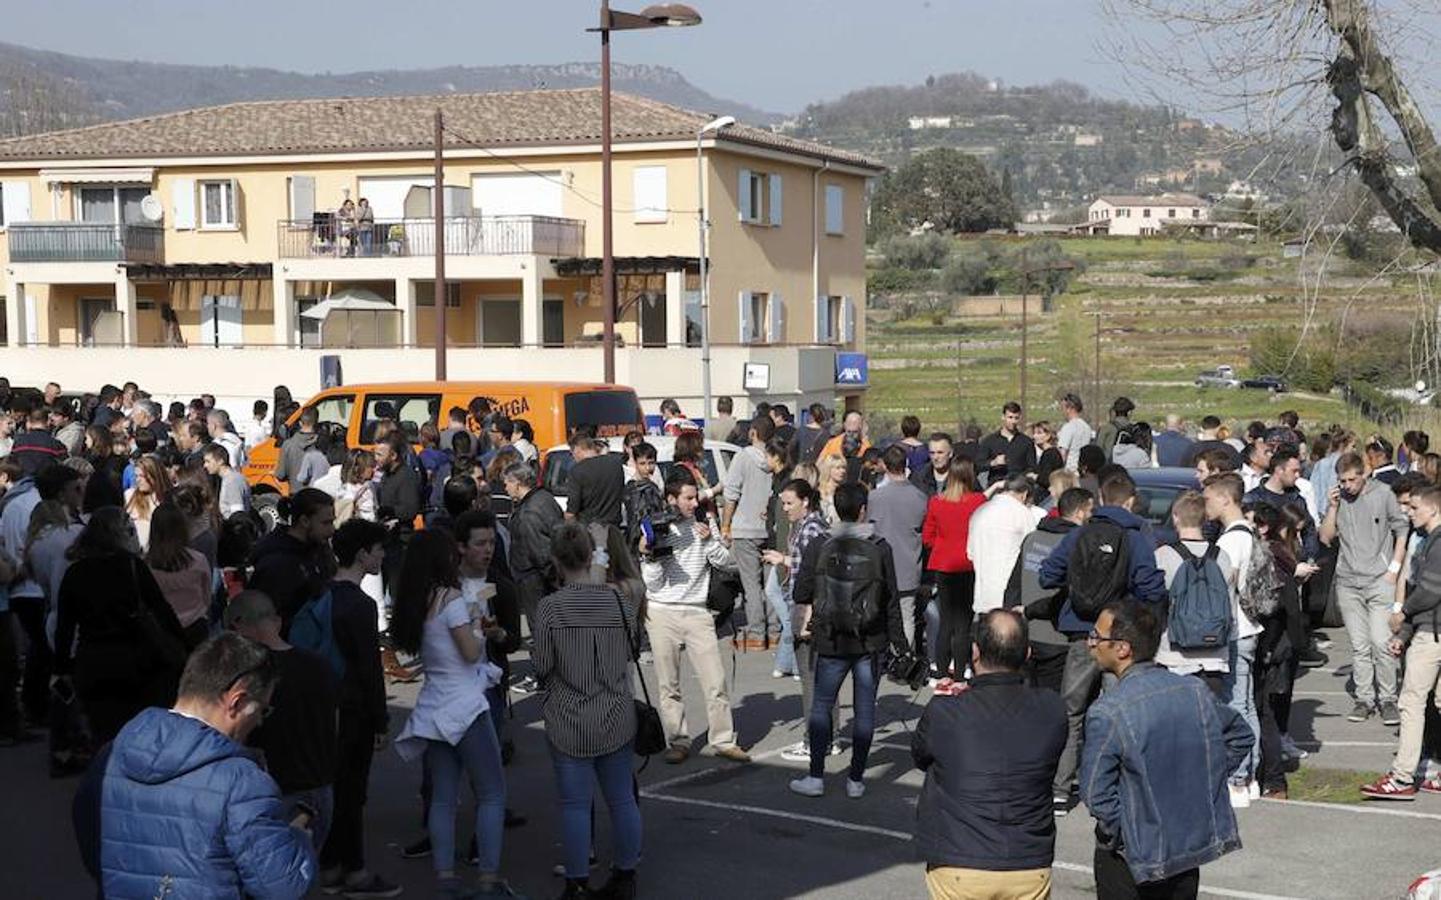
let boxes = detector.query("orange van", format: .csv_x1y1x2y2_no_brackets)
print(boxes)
242,380,643,510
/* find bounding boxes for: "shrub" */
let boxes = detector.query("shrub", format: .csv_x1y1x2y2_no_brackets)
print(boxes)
881,233,953,271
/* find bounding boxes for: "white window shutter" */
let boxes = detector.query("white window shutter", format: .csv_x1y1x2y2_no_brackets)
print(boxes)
769,293,783,343
814,295,828,342
842,296,856,344
228,178,243,227
289,175,316,221
768,174,783,226
632,166,667,223
738,291,751,343
172,179,196,230
738,169,752,221
1,181,31,225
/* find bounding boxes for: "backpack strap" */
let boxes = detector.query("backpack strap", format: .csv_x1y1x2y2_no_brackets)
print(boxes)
1169,539,1193,561
1202,543,1221,563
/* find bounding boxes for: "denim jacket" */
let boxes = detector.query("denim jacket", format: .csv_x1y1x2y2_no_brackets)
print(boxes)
1080,662,1250,884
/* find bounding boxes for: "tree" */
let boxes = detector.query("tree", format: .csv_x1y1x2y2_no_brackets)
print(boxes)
871,148,1017,236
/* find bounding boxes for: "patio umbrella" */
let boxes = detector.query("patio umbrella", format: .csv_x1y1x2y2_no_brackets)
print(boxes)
301,287,395,319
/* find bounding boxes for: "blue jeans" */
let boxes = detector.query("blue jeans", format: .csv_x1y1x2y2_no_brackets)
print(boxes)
1225,636,1259,783
809,653,878,780
768,569,797,674
425,712,506,875
280,785,334,856
551,742,643,878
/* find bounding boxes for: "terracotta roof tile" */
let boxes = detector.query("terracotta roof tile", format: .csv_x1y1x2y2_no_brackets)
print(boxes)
0,88,884,171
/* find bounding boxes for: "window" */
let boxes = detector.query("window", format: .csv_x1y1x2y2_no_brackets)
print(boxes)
296,297,322,347
740,291,781,344
563,390,642,439
750,292,769,342
1142,208,1152,218
361,393,440,444
199,179,237,228
638,291,666,348
1192,208,1201,218
738,169,782,226
684,290,703,348
480,299,521,347
1168,208,1176,218
78,186,149,224
415,282,461,307
632,166,667,224
543,299,565,347
308,394,356,431
824,184,844,235
817,295,844,343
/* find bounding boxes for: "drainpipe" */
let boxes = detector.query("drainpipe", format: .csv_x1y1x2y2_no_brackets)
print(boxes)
812,159,830,409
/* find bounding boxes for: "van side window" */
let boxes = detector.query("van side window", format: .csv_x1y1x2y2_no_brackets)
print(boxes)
309,395,355,431
361,394,441,444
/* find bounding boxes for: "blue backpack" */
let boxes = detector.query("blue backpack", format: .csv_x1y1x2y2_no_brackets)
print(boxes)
1166,542,1232,650
289,590,346,679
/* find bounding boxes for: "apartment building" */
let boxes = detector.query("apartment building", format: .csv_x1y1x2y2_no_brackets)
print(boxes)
0,88,882,413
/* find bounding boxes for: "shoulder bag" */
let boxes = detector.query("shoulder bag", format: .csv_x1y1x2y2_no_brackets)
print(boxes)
612,587,666,757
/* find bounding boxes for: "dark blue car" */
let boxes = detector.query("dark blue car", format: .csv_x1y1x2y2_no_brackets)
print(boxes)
1127,466,1201,546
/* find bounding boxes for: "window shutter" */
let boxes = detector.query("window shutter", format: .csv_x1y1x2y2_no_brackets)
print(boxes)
768,174,783,226
632,166,667,223
172,179,196,230
738,169,752,221
769,292,784,343
825,185,844,234
815,295,828,342
289,175,316,221
229,178,243,227
738,291,751,343
1,181,30,226
841,296,856,344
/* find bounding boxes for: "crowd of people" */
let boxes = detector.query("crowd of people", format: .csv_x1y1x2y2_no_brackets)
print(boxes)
1,376,1440,899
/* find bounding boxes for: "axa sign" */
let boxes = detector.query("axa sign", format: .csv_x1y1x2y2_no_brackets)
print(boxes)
835,352,869,386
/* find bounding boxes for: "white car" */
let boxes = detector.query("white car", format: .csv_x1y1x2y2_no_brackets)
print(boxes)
541,435,742,511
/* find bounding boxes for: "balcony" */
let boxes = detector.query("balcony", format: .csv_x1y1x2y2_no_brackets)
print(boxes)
277,215,585,259
7,222,165,264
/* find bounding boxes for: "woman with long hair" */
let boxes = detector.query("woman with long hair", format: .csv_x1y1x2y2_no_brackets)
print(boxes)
145,502,214,648
82,424,125,511
486,447,522,527
921,457,986,682
534,524,642,900
673,431,718,519
124,456,170,550
816,453,848,526
317,447,377,524
391,529,518,898
51,507,186,744
1031,420,1064,489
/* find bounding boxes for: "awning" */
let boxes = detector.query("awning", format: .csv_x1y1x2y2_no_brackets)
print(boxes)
554,255,702,276
39,167,156,185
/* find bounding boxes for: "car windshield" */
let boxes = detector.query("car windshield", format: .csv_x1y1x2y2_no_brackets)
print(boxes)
564,390,641,439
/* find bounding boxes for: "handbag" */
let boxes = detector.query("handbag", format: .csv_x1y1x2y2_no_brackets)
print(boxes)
611,587,666,757
130,558,190,673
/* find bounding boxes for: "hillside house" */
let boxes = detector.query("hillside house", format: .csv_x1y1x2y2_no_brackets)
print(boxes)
1073,193,1210,237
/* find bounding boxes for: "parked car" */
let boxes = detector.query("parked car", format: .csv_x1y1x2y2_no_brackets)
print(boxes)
1194,367,1241,389
1241,374,1289,393
541,435,741,512
1129,467,1202,546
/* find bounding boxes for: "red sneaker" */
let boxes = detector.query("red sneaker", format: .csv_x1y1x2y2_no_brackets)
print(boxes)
932,677,969,697
1360,775,1417,800
1419,775,1441,794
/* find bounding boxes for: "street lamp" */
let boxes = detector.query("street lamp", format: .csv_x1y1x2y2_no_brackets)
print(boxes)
591,1,703,385
696,114,734,424
1017,261,1075,416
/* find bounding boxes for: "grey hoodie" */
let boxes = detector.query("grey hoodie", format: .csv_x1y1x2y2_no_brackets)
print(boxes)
722,444,772,540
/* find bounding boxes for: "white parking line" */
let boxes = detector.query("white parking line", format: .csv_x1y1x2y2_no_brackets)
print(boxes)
1258,796,1441,821
643,792,1307,899
1294,740,1394,748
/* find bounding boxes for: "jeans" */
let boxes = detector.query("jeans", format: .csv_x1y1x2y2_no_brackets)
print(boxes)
1027,642,1068,693
1093,845,1198,900
425,712,506,875
551,743,642,878
795,639,834,749
809,653,878,780
1053,638,1114,797
732,538,769,640
768,570,797,674
933,571,975,676
280,785,334,858
920,587,941,664
1225,636,1259,783
321,710,377,874
1336,579,1399,705
12,597,49,722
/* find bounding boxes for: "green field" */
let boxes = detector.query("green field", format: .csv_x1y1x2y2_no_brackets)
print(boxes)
866,236,1440,438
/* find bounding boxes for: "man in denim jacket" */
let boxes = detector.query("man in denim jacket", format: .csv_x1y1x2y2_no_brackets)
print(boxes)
1081,601,1251,899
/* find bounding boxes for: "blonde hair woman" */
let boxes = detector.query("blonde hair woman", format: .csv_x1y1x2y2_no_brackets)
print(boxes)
124,456,170,551
816,453,847,525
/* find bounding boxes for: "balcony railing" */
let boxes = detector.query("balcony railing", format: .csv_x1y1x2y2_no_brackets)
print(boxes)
7,222,165,263
277,215,585,259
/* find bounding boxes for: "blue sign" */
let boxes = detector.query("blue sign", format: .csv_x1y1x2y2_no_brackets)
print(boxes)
835,352,869,386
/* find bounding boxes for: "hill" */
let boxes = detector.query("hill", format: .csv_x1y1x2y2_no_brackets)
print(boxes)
0,40,782,137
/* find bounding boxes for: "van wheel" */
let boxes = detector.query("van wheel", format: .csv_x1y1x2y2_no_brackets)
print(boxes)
253,494,283,534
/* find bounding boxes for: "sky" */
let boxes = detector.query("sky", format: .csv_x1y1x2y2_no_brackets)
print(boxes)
5,0,1136,113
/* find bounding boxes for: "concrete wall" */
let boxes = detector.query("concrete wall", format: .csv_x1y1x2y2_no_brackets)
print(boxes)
950,294,1045,316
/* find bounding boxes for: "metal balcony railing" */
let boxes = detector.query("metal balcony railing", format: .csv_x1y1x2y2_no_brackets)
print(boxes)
277,215,585,259
6,222,165,263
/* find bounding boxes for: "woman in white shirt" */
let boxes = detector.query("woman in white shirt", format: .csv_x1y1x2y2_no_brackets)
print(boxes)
391,530,520,898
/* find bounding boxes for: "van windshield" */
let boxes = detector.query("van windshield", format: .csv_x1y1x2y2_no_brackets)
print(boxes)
564,390,641,439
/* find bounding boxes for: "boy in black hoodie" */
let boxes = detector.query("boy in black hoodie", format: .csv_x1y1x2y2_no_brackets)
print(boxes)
1005,487,1095,693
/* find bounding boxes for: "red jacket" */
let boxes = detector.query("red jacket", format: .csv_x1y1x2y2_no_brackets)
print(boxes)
922,492,986,573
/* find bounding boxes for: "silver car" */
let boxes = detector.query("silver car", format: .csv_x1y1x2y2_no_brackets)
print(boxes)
1194,367,1240,389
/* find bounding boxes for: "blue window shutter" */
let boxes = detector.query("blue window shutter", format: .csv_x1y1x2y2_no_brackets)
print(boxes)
738,169,752,221
768,174,783,226
738,290,751,343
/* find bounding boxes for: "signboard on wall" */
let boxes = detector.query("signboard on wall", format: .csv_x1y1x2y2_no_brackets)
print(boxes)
743,362,771,391
835,352,868,386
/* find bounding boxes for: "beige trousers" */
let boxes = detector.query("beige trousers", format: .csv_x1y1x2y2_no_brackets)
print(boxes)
644,603,737,750
925,866,1052,900
1392,630,1441,780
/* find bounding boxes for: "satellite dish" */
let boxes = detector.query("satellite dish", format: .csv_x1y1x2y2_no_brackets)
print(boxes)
140,193,164,223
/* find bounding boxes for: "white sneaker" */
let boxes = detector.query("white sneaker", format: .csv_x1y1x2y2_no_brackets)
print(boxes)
1248,781,1261,801
845,779,865,799
830,741,845,757
780,742,811,763
789,775,825,797
1229,783,1251,809
1279,735,1308,760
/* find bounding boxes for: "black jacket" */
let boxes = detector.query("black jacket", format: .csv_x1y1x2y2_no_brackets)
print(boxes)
329,579,388,733
509,487,565,582
912,672,1067,871
248,530,332,630
375,463,422,534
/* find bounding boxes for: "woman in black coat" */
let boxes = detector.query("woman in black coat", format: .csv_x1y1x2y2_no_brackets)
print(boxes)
52,507,187,744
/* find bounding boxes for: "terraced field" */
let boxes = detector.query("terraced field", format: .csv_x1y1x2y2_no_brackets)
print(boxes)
866,237,1435,435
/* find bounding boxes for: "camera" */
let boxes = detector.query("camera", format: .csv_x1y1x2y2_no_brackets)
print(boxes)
639,508,684,558
883,647,928,691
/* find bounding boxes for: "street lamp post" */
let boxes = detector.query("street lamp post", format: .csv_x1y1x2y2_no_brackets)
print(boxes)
696,114,734,424
1017,261,1075,416
592,2,703,385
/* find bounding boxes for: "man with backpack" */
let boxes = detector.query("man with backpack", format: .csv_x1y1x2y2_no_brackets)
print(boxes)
790,482,908,799
1154,491,1235,697
1204,472,1276,808
1004,487,1095,692
1038,473,1167,815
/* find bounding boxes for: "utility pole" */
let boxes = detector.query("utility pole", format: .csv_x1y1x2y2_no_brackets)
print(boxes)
1094,310,1102,403
1019,276,1029,416
433,108,447,381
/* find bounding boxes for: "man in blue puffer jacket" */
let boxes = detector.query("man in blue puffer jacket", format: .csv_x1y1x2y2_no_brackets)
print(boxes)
98,632,317,899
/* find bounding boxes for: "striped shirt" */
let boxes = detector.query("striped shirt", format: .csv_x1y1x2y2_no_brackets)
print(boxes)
785,512,830,602
532,582,638,758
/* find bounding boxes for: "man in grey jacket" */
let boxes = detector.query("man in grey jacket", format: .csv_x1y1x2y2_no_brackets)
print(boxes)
869,445,930,655
274,407,319,492
1320,451,1410,725
722,415,777,649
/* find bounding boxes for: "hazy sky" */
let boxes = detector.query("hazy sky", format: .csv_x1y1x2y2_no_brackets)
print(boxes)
7,0,1132,113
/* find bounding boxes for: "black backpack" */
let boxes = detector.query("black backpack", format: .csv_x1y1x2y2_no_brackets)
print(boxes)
813,535,887,638
1067,518,1133,621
